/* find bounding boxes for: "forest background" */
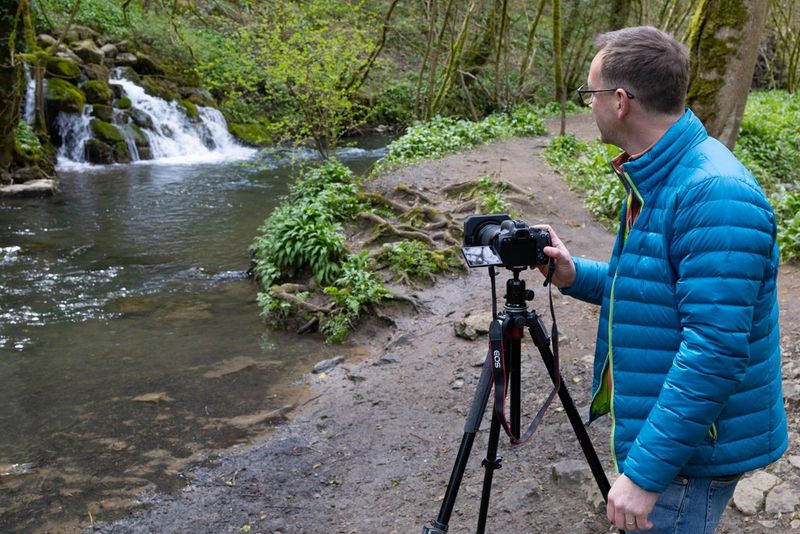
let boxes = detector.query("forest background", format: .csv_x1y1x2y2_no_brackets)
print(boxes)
2,0,800,340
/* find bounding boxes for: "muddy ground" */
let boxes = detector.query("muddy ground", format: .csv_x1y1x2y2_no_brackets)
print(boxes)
90,115,799,533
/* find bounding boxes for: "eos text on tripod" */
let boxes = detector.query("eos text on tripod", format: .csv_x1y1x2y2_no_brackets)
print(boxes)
461,214,551,269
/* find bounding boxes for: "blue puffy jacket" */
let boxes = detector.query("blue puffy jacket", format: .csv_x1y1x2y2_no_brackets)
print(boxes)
563,109,788,493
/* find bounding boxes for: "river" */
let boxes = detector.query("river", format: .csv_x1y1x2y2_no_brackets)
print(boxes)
0,142,386,531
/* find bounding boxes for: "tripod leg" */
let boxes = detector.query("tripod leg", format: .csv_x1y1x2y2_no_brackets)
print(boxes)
423,353,494,534
528,316,613,501
476,408,503,534
509,336,521,438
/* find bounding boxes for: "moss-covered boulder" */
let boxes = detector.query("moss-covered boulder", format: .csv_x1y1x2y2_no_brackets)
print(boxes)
45,57,81,82
85,139,114,164
133,54,165,76
92,104,114,122
179,99,200,121
71,39,104,65
141,75,179,101
121,124,152,160
90,119,124,144
84,63,110,82
114,66,140,84
115,97,132,110
179,86,216,107
129,108,154,130
45,78,85,114
83,80,112,104
229,122,275,147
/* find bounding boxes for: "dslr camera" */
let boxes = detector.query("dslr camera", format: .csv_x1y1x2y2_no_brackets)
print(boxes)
462,214,551,269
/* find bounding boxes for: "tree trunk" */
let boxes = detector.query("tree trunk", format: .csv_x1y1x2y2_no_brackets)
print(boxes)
686,0,769,149
1,0,23,172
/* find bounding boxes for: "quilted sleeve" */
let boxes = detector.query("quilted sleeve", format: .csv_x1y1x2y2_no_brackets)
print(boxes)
622,175,777,492
560,257,609,305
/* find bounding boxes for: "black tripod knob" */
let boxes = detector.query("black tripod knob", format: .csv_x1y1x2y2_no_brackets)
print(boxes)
525,290,535,301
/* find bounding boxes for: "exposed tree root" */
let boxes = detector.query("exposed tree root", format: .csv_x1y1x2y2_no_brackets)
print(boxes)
359,211,436,245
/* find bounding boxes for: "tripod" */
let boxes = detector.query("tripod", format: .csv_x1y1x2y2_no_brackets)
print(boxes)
422,267,619,533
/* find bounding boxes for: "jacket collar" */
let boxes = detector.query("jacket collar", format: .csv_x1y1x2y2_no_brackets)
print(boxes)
616,109,708,199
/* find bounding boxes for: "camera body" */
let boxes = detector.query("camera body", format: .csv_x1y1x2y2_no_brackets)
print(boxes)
462,214,551,269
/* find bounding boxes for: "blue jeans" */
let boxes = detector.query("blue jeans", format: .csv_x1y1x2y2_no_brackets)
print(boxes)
627,475,740,534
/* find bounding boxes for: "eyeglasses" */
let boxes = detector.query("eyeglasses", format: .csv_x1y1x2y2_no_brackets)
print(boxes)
576,84,635,106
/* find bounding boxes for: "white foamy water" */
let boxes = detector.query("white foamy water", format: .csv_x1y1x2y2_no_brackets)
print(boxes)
53,73,254,169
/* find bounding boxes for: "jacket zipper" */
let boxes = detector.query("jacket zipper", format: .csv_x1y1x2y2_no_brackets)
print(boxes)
589,164,644,472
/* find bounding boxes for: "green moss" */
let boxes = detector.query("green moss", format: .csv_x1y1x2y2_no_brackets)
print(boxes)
116,97,132,110
179,99,199,120
83,80,112,104
685,0,752,124
45,57,81,82
92,104,114,122
15,121,44,160
44,78,85,113
90,119,124,144
228,122,275,147
141,75,179,101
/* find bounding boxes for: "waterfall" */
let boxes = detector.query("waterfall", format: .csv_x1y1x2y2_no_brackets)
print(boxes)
23,64,37,124
55,74,254,168
56,108,93,162
111,75,254,164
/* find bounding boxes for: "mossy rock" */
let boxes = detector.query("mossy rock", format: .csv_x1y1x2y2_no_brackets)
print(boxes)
116,97,132,110
180,86,216,107
83,80,112,104
229,123,275,147
129,108,154,130
85,139,114,164
45,57,81,82
141,75,179,101
113,141,132,164
115,66,141,84
92,104,114,122
179,99,200,121
133,54,164,76
44,78,85,113
90,119,124,144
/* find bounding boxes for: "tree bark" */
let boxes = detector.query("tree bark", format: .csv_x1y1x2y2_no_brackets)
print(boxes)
686,0,769,149
1,0,23,172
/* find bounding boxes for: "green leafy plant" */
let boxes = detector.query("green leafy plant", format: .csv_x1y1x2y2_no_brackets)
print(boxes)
321,252,390,342
377,240,460,285
250,159,363,289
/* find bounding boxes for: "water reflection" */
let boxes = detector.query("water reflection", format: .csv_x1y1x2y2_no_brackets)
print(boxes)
0,142,387,531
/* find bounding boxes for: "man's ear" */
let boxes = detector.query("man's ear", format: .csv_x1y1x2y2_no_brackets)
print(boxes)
615,88,631,119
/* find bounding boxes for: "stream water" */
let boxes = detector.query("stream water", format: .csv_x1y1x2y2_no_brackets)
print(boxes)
1,83,388,530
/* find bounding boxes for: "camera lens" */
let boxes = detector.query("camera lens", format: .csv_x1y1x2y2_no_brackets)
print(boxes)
478,223,501,247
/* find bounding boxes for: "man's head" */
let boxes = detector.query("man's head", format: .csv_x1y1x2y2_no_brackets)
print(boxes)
593,26,689,116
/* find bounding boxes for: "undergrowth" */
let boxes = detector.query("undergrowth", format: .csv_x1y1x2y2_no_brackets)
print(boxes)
373,103,553,174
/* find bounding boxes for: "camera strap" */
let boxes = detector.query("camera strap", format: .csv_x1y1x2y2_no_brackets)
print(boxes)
488,266,561,446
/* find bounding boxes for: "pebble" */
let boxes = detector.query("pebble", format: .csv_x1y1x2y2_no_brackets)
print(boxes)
765,482,800,514
733,471,781,515
312,356,344,373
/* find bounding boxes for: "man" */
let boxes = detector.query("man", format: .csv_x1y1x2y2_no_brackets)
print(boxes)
539,26,788,533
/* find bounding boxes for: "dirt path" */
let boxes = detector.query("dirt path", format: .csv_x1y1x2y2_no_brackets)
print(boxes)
93,115,800,534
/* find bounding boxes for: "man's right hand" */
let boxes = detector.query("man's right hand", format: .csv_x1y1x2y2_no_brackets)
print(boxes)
534,224,576,289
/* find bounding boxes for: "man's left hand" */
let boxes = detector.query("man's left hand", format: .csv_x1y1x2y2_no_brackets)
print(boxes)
607,474,659,531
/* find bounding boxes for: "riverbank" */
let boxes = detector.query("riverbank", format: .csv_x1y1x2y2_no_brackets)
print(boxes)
90,114,800,534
